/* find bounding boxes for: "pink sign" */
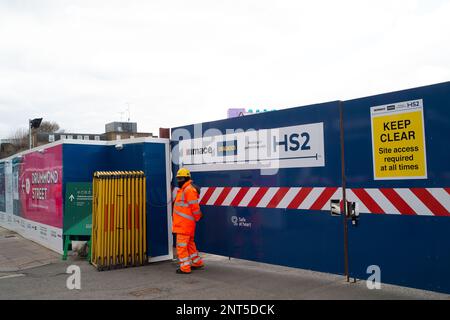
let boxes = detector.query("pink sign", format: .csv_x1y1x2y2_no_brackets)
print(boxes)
18,145,63,228
227,108,246,118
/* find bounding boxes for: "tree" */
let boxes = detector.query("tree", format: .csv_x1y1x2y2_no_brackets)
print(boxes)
0,121,63,159
36,121,60,133
8,127,28,150
0,127,28,159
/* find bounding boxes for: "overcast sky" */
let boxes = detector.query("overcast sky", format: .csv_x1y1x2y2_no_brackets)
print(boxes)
1,0,449,137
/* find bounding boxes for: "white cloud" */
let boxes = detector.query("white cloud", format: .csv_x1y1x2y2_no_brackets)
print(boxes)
0,0,449,137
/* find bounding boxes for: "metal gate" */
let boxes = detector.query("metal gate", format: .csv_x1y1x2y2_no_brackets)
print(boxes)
91,171,147,270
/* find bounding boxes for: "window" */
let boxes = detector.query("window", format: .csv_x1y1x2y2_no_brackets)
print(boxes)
67,135,73,140
94,136,100,141
60,135,66,140
48,135,55,142
84,136,90,140
77,135,83,140
130,136,135,139
116,135,121,140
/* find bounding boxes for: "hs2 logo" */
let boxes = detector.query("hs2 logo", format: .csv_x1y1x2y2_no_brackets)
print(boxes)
273,133,311,152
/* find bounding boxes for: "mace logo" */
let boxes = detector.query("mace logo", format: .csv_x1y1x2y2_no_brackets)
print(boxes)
185,146,214,156
231,216,239,226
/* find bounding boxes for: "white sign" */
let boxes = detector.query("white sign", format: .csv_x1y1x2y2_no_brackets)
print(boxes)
179,123,325,172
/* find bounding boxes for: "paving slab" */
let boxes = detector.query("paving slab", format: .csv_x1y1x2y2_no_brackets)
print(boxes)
0,227,60,272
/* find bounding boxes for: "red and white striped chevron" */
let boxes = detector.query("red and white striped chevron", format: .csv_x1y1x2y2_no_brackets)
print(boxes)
173,187,450,216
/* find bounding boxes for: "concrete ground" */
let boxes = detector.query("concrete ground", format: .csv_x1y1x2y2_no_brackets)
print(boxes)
0,227,449,300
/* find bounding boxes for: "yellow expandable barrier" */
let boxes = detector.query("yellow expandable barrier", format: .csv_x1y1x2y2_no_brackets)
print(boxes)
91,171,147,271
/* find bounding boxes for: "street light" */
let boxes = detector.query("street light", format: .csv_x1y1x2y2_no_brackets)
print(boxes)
29,118,43,149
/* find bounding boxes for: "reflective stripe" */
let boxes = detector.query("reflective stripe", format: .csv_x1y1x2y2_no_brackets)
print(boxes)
181,261,191,267
193,210,202,216
181,192,185,202
193,257,202,264
174,209,195,221
179,256,190,262
177,242,187,247
190,253,198,259
175,202,189,207
188,200,199,205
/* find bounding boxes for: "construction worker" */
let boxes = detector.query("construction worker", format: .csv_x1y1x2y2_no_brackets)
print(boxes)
173,168,204,274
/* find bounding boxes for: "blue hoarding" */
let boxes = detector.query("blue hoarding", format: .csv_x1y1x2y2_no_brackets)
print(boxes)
343,81,450,293
171,81,450,293
62,141,171,259
172,101,346,275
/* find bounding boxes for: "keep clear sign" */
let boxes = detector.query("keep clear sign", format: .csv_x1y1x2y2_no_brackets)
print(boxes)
370,99,428,180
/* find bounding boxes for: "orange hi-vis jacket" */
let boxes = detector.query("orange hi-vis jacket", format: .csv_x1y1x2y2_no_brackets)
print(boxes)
172,180,202,237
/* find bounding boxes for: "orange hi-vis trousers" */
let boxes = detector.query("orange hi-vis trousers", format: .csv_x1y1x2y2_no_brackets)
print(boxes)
176,234,204,273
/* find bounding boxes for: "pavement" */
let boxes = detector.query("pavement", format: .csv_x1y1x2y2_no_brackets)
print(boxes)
0,227,60,273
1,226,449,300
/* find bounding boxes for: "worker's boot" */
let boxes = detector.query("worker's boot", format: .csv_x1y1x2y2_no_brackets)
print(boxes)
191,255,204,270
176,268,191,274
191,265,204,270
